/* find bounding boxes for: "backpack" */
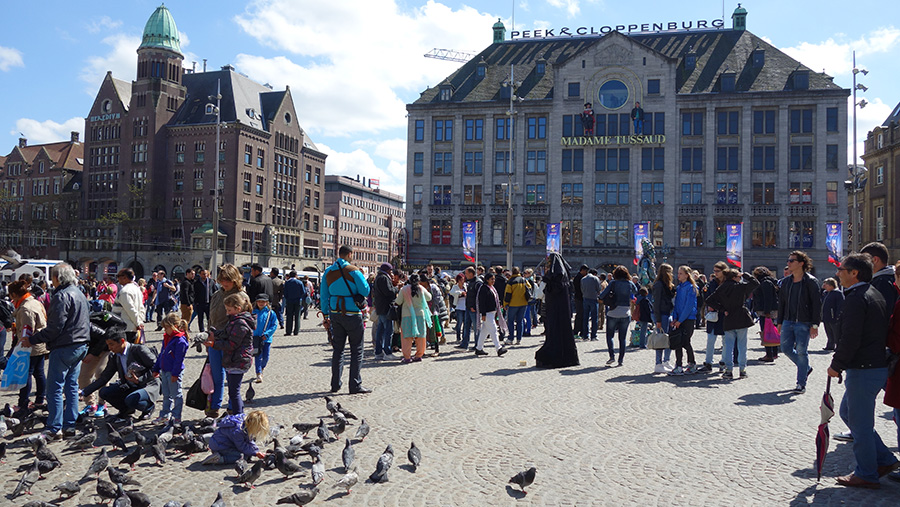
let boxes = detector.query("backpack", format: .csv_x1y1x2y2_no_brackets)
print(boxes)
0,299,13,329
523,280,533,303
602,283,617,309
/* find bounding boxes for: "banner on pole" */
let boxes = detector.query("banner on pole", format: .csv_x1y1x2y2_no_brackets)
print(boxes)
726,223,743,268
462,221,477,262
826,222,843,266
546,223,561,255
634,222,650,265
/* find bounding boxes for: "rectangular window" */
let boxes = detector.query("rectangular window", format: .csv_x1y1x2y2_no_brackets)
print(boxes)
641,183,664,205
826,181,838,205
434,119,453,141
561,220,583,246
560,183,583,204
790,108,813,133
826,144,838,170
680,220,704,247
492,220,506,246
753,110,776,134
716,146,739,171
414,120,424,142
752,146,775,171
876,165,884,185
413,185,423,206
465,118,484,140
876,205,885,241
788,181,813,204
751,220,778,248
430,219,452,245
243,172,251,193
413,152,424,175
433,152,452,175
412,219,421,243
561,149,584,172
789,221,814,248
494,152,513,174
717,110,739,135
567,82,580,97
752,183,775,204
257,148,265,168
826,107,839,132
242,201,251,221
523,219,546,245
464,151,483,174
789,145,813,171
527,117,547,139
682,112,703,135
526,150,546,174
641,147,664,171
595,183,629,205
244,145,252,164
681,147,702,172
647,79,660,94
463,184,483,205
595,148,629,171
256,175,264,195
714,183,739,204
495,118,514,140
681,183,702,204
525,184,546,204
593,220,629,247
432,185,451,205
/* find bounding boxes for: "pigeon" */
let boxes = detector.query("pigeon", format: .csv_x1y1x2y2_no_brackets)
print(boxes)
341,438,355,472
163,502,181,507
36,441,60,463
324,396,337,415
113,417,134,436
269,423,284,440
0,440,7,463
53,481,82,500
210,491,225,507
237,460,263,489
292,422,318,434
66,429,97,451
369,445,394,483
311,456,325,485
353,419,370,442
149,441,167,465
289,434,304,447
106,422,129,452
125,489,152,507
245,382,255,403
407,441,421,471
335,468,359,494
157,425,176,447
11,414,40,437
330,416,346,439
16,459,60,477
1,402,12,417
0,415,7,435
24,433,47,452
96,477,118,503
234,457,248,477
134,431,148,448
509,466,537,495
119,445,142,471
274,450,304,479
316,419,330,442
114,483,132,507
108,467,142,486
335,403,358,420
20,502,57,507
82,447,110,480
0,249,27,270
12,460,41,498
276,487,319,505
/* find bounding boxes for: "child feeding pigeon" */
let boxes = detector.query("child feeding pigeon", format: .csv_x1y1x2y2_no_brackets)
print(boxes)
201,409,269,465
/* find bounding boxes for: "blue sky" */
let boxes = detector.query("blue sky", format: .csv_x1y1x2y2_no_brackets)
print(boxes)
1,0,898,197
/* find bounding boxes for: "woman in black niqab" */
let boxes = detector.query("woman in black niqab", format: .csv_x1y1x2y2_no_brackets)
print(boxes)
534,253,580,368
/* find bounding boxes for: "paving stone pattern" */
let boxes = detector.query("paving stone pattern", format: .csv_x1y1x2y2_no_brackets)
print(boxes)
2,320,899,506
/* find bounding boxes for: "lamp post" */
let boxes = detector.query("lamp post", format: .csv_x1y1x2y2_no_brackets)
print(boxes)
851,52,868,250
208,80,222,274
502,66,522,269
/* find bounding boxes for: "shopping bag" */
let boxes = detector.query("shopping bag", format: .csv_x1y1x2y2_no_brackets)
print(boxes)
630,328,641,346
647,329,670,350
1,343,32,391
762,318,781,346
200,360,214,394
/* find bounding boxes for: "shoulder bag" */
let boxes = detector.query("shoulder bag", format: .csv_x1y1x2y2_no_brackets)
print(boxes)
647,328,670,350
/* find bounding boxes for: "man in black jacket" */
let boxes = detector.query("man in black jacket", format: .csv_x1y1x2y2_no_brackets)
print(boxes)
572,264,588,339
777,250,821,394
459,266,482,350
828,253,899,488
371,263,398,360
192,269,215,332
861,242,897,313
179,269,195,332
81,330,160,420
248,264,274,303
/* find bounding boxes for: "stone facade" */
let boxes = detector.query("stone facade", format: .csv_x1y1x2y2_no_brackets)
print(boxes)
857,104,900,253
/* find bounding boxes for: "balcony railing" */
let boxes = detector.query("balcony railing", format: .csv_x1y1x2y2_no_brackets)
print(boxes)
430,205,454,216
521,204,549,216
459,204,484,215
788,204,818,217
714,204,744,216
750,205,780,216
678,204,707,216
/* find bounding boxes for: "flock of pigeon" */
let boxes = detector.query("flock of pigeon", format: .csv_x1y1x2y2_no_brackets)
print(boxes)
1,393,536,505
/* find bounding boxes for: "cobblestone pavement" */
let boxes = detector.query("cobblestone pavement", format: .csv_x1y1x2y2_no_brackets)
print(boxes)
3,319,900,506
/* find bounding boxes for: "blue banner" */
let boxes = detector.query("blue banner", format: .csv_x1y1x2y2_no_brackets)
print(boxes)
634,222,650,265
546,223,561,255
726,223,743,269
462,221,477,262
826,222,842,266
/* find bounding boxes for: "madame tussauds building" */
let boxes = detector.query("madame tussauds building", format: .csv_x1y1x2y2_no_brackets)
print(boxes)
404,6,850,276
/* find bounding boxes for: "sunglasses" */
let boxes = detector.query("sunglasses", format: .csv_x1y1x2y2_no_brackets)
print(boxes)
786,259,799,263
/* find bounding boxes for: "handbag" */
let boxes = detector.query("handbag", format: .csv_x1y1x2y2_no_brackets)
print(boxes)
200,360,214,394
705,310,719,323
647,329,670,350
0,343,31,391
762,318,781,346
602,284,617,309
185,374,208,411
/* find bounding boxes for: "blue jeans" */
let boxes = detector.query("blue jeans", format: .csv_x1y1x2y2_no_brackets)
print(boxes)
0,326,6,355
217,449,244,464
705,332,722,365
159,371,183,421
99,384,153,415
838,368,896,482
461,309,478,349
454,309,466,339
374,313,393,356
606,316,630,364
18,354,46,408
523,302,533,334
506,305,527,342
46,342,88,432
655,315,672,364
207,348,228,411
255,341,271,374
780,320,811,387
637,321,650,348
722,327,748,371
634,119,644,134
582,300,599,340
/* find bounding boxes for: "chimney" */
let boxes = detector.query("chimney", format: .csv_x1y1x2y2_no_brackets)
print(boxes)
18,137,26,148
71,131,80,143
203,59,207,72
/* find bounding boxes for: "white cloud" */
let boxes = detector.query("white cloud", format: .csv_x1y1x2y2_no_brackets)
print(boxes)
81,34,140,93
0,46,24,71
233,0,500,137
12,117,84,145
85,16,122,34
546,0,580,18
373,138,407,162
781,27,900,77
317,143,406,199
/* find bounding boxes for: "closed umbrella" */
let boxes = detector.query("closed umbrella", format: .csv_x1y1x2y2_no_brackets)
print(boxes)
815,375,841,481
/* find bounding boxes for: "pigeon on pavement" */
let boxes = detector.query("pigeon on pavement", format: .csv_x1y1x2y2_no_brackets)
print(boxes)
335,468,359,494
125,489,152,507
509,466,537,495
276,486,319,505
108,466,142,486
341,438,355,473
369,445,394,483
275,450,304,479
335,403,358,420
330,416,346,439
210,491,226,507
316,419,330,442
82,447,110,480
113,483,132,507
53,481,82,500
234,456,248,477
311,456,325,485
96,477,118,503
106,422,129,452
67,429,97,451
237,460,263,489
408,441,421,471
292,422,317,434
36,441,60,463
12,460,41,498
324,396,337,415
245,382,255,403
119,445,142,471
149,441,167,466
353,419,370,442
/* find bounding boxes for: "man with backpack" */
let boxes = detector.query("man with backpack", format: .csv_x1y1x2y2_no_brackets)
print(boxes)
503,267,532,345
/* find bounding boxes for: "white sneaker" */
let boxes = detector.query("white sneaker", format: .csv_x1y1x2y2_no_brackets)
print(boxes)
663,361,674,372
201,452,223,465
654,363,666,373
383,352,396,360
374,353,385,361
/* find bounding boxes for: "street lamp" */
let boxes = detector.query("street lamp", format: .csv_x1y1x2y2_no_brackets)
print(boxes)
502,66,523,269
207,79,222,275
851,51,868,250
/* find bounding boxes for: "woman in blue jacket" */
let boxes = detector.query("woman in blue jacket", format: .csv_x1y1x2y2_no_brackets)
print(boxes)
668,266,699,375
598,266,638,366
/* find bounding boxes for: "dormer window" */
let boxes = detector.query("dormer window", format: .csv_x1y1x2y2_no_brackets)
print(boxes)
752,48,765,68
476,64,486,79
439,86,452,101
246,108,257,119
685,53,697,71
205,104,215,115
791,71,809,90
536,62,545,75
720,72,736,93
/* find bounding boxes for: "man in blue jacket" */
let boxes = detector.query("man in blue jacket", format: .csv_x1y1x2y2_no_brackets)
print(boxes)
320,245,371,394
283,271,307,335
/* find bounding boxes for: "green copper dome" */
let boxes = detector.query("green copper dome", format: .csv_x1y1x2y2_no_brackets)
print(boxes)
139,4,181,54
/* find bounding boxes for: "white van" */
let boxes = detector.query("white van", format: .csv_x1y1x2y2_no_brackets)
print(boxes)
0,259,65,283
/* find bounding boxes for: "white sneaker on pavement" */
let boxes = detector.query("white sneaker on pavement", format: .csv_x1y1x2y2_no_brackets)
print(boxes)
654,363,666,373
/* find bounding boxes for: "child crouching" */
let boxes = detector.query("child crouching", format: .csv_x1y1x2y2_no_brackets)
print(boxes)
201,409,269,465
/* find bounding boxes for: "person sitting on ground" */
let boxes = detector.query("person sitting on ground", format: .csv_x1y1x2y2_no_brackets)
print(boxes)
81,328,160,420
202,409,269,465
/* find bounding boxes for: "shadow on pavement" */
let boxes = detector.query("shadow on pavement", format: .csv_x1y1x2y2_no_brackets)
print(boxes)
505,485,527,499
559,366,604,375
481,368,533,377
735,390,798,406
248,391,323,409
605,373,677,385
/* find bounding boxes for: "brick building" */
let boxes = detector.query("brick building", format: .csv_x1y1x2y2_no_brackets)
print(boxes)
856,102,900,252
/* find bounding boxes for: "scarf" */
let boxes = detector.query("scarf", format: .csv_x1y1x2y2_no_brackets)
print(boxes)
475,284,509,335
